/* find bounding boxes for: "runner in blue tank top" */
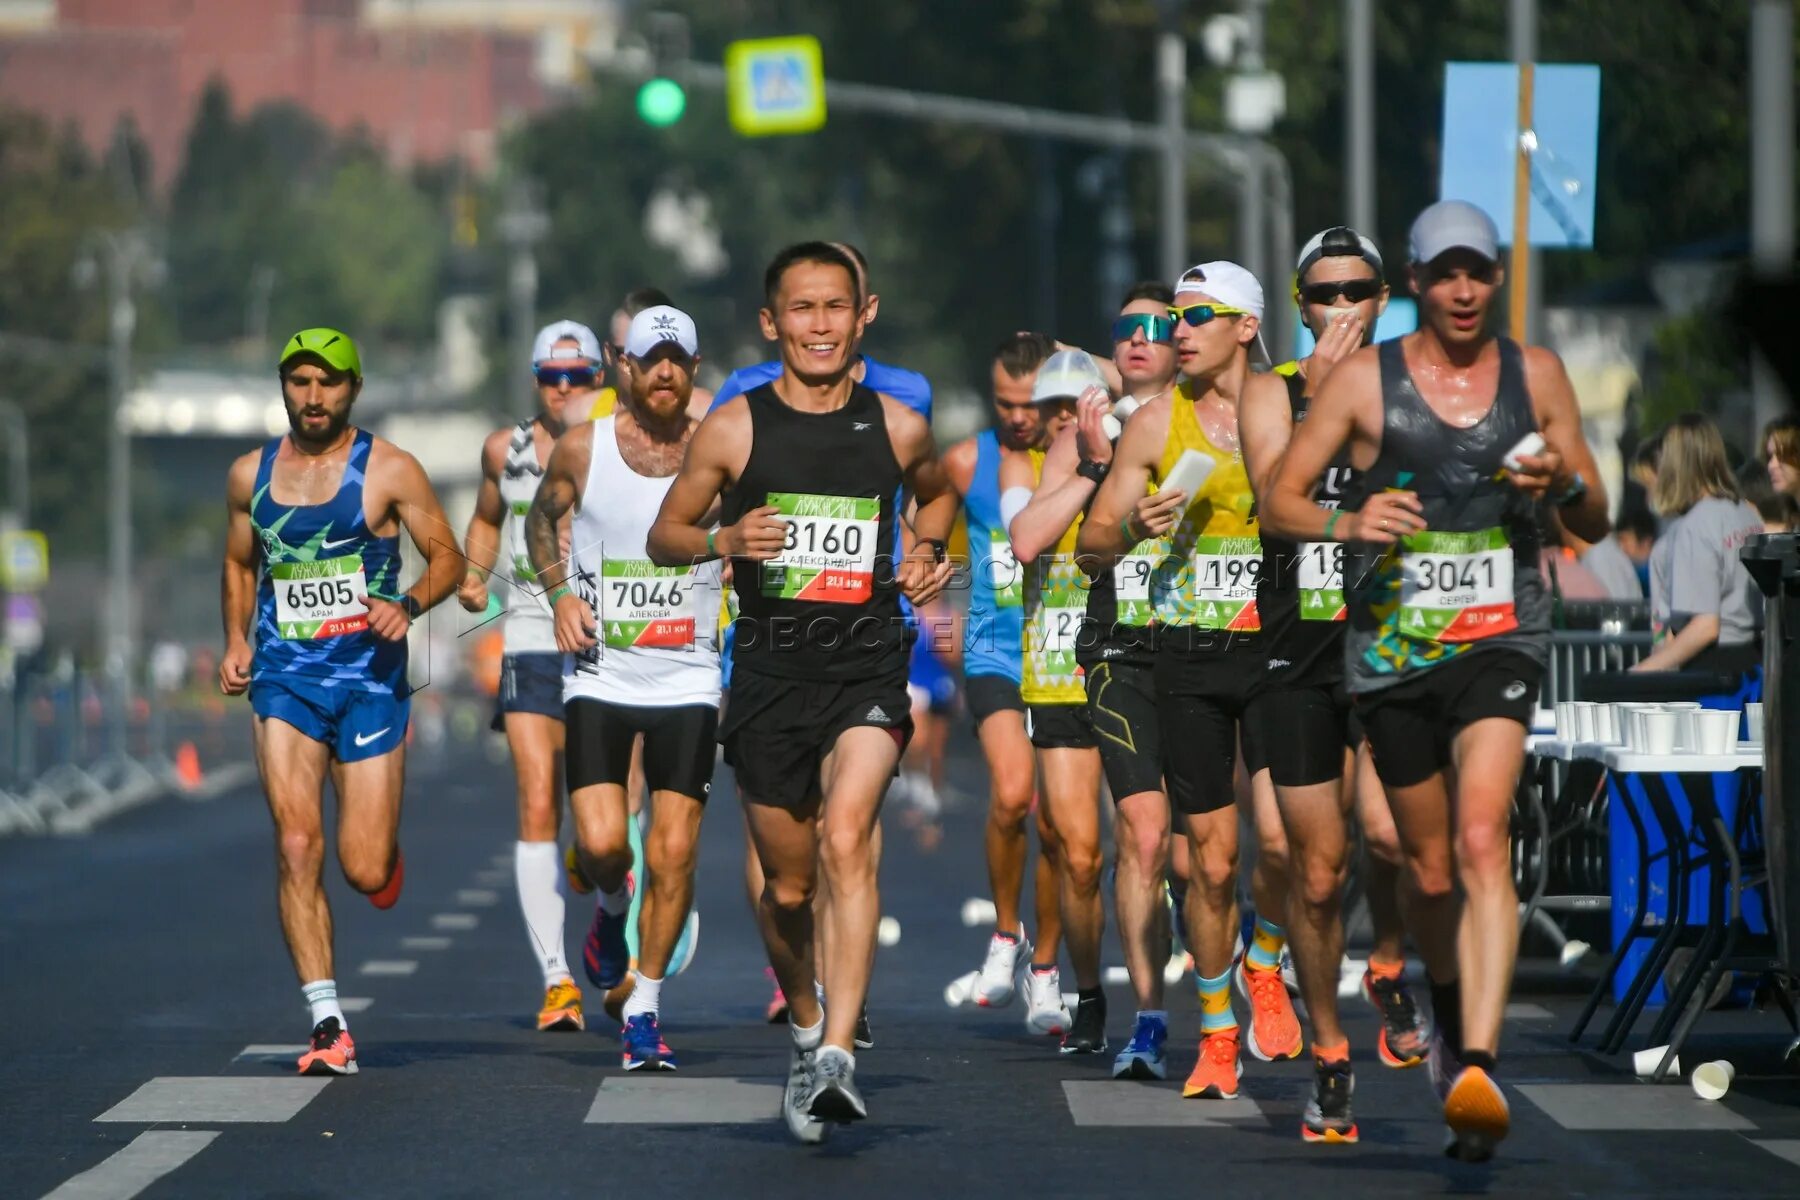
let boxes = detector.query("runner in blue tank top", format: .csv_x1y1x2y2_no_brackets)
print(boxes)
220,328,464,1079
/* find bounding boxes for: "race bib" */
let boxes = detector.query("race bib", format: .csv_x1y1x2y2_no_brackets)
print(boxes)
600,559,697,649
272,556,368,640
1112,543,1163,626
1024,556,1087,701
989,532,1022,609
1187,535,1262,631
1030,599,1085,658
760,492,879,604
509,500,536,584
1398,528,1517,643
1297,541,1346,622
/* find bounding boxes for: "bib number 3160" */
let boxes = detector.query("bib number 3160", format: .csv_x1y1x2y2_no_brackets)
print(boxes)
760,492,879,604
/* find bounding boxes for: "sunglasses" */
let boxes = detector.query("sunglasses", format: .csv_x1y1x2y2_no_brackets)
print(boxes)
1299,279,1383,306
534,365,599,388
1112,313,1176,344
1168,303,1248,327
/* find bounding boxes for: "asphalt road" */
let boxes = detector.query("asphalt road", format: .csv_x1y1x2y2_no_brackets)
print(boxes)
5,723,1800,1198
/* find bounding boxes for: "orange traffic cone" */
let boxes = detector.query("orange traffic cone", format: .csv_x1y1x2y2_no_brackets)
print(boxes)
175,741,204,789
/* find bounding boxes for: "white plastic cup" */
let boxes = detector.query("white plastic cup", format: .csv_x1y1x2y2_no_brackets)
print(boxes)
1746,702,1765,745
1664,702,1701,752
1691,1059,1735,1100
878,916,902,947
1593,704,1620,744
943,969,980,1007
1693,710,1740,757
1556,701,1577,741
1611,704,1640,747
1642,710,1678,756
1573,702,1599,743
1633,1045,1680,1078
960,897,997,928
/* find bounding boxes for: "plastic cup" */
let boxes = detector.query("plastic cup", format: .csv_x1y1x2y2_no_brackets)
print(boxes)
960,897,997,928
1556,701,1577,741
1573,702,1599,743
1633,1045,1680,1078
1746,702,1765,745
1610,704,1640,746
1593,704,1620,744
1641,710,1678,756
1664,702,1701,752
1693,710,1740,756
1691,1059,1735,1100
943,969,980,1007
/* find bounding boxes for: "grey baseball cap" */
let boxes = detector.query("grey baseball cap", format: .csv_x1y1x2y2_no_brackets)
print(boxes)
1409,200,1500,265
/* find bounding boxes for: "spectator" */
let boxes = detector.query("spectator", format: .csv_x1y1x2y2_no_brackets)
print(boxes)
1632,414,1764,674
1581,503,1657,600
1745,478,1799,533
1763,416,1800,504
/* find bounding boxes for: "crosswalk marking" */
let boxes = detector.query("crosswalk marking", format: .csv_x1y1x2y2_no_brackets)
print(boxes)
1062,1081,1264,1126
359,960,418,977
233,1045,308,1060
340,997,374,1013
41,1131,219,1200
401,936,452,951
432,913,479,931
456,889,499,907
584,1077,781,1124
1504,1002,1554,1020
474,869,507,886
1746,1138,1800,1168
1516,1083,1755,1131
94,1078,330,1124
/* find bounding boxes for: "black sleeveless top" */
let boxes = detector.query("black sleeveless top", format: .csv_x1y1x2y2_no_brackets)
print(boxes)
1345,337,1549,694
722,381,909,681
1258,370,1363,689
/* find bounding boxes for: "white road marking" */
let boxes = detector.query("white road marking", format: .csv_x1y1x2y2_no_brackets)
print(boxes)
40,1131,219,1200
584,1077,781,1123
359,960,418,977
401,936,452,951
1746,1138,1800,1168
1517,1083,1755,1131
339,997,374,1013
456,889,499,907
95,1078,331,1124
1062,1081,1263,1126
233,1045,308,1059
432,913,479,931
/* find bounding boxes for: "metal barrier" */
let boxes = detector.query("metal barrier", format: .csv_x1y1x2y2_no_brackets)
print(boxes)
1543,628,1657,707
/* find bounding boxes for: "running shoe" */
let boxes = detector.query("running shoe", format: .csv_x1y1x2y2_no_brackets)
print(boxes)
297,1017,357,1076
806,1046,867,1123
564,843,593,894
1112,1012,1168,1080
854,1007,874,1051
536,978,584,1032
1363,967,1431,1068
764,968,789,1024
1060,992,1108,1055
621,1013,677,1071
1236,960,1303,1061
667,911,700,977
367,849,404,910
1023,966,1069,1036
1442,1065,1509,1162
1425,1031,1457,1108
1301,1057,1359,1144
783,1043,827,1145
1280,946,1301,998
974,928,1032,1008
582,887,634,990
1181,1029,1243,1099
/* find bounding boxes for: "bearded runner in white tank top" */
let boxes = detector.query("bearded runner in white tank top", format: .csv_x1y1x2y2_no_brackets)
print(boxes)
528,306,722,1074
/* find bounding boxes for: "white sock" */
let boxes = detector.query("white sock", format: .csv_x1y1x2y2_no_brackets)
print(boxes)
623,973,663,1020
514,841,570,987
302,979,345,1031
599,883,631,916
790,1015,823,1051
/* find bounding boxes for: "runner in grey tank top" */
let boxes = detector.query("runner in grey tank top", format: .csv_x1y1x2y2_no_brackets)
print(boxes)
1259,201,1610,1164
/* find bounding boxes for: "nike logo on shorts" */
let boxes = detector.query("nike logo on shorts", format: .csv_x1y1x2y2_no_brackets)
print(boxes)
354,727,391,748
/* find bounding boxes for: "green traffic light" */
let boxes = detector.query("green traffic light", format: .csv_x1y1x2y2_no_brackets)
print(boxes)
637,78,687,127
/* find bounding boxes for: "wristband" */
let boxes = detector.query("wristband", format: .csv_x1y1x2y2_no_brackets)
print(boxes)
1323,509,1342,541
919,537,948,563
707,528,717,558
1121,514,1137,543
400,594,424,620
548,585,573,607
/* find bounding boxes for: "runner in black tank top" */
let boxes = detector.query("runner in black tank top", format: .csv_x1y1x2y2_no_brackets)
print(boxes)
647,242,956,1144
1261,203,1610,1163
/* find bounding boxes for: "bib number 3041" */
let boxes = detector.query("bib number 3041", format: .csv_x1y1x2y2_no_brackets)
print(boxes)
760,492,879,604
1398,528,1518,643
272,556,368,640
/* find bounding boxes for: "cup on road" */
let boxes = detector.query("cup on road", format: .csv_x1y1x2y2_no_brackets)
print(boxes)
1746,702,1765,744
960,897,997,928
944,969,980,1007
1692,709,1740,756
1641,710,1678,756
1691,1059,1735,1100
1633,1045,1680,1078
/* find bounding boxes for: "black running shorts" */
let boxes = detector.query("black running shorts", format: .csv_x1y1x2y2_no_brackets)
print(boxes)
1248,682,1361,790
965,673,1026,728
1355,649,1542,790
1155,644,1268,815
565,698,718,803
1085,659,1164,802
1027,703,1095,750
720,669,912,810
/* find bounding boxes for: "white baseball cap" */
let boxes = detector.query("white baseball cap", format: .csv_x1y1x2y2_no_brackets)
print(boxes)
1174,260,1269,363
1409,200,1500,265
1030,349,1108,403
623,305,700,359
531,319,602,365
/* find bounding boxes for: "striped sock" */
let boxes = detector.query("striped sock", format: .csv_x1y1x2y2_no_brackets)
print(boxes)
1196,969,1237,1034
302,979,345,1031
1246,916,1286,973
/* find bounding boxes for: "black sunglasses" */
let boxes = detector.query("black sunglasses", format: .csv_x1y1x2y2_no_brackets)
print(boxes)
534,365,600,388
1299,279,1383,306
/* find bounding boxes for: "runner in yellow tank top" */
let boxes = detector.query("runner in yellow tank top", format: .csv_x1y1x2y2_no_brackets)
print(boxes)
1081,261,1303,1100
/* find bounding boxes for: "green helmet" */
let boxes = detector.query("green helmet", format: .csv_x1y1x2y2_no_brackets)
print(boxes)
279,328,362,379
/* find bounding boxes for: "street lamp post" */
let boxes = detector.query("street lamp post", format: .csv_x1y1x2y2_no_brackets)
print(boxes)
499,182,549,415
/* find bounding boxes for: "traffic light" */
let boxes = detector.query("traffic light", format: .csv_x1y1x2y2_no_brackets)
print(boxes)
636,77,687,127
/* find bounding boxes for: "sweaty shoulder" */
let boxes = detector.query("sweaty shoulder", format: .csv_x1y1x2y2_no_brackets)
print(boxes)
1519,342,1572,390
943,434,980,494
366,436,430,498
226,446,262,506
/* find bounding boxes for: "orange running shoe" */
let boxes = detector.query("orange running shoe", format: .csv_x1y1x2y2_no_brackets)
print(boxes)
368,850,404,910
1235,961,1303,1061
1443,1066,1510,1162
297,1017,357,1075
537,978,585,1031
564,843,594,894
1181,1030,1243,1099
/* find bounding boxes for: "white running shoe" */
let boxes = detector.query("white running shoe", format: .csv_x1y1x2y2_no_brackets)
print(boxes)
1023,965,1069,1035
974,928,1032,1008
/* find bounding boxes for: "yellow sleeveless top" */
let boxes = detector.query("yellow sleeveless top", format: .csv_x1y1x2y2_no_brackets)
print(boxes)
587,387,620,421
1153,383,1262,631
1021,449,1088,705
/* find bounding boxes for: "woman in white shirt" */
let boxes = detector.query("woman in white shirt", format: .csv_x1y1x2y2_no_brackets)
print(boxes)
1633,414,1764,675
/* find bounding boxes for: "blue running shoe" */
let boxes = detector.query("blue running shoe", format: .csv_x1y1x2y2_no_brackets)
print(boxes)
1111,1012,1169,1080
583,886,634,991
621,1013,676,1071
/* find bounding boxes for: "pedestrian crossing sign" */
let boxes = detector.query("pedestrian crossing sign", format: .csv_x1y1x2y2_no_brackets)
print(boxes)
726,36,826,137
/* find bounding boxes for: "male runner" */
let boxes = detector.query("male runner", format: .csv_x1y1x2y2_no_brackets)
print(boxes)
458,320,603,1032
942,332,1065,1031
1022,284,1182,1078
649,243,955,1142
1263,201,1608,1160
1240,227,1428,1144
526,305,722,1070
219,328,463,1075
1004,348,1114,1055
591,288,714,422
1082,263,1304,1100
